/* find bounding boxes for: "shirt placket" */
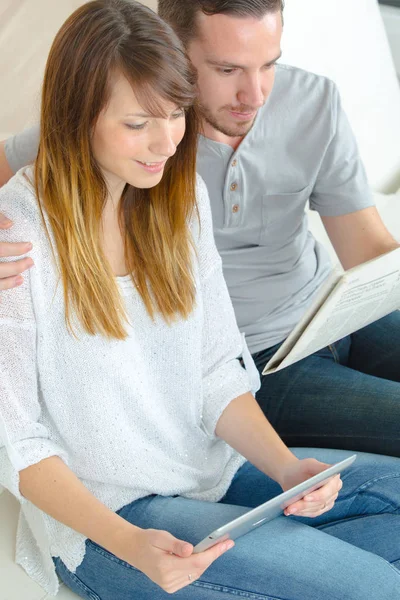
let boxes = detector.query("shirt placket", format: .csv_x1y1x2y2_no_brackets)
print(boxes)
224,156,243,228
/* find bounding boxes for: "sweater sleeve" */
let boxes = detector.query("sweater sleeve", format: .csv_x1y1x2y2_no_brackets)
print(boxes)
0,177,68,502
194,175,260,437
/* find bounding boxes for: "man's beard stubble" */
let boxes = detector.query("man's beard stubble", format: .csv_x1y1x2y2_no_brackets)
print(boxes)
199,103,256,139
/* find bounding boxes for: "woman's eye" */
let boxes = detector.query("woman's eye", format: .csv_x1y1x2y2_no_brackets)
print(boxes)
125,122,147,131
219,68,236,76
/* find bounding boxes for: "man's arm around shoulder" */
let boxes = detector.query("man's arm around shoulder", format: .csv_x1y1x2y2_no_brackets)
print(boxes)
0,138,34,290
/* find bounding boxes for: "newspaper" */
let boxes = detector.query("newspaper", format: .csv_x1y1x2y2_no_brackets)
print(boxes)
262,248,400,375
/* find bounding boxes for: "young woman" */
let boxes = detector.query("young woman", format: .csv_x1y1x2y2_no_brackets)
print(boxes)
0,2,399,599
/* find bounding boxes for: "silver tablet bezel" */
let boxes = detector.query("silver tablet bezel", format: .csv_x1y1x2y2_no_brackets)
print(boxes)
193,454,357,553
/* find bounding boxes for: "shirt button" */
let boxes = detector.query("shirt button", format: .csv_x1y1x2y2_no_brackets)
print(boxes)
232,204,240,213
232,159,237,167
230,182,238,191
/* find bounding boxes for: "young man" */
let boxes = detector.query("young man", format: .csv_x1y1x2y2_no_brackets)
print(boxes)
1,0,399,455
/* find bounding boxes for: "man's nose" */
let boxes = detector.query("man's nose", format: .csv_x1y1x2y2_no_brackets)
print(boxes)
238,74,265,108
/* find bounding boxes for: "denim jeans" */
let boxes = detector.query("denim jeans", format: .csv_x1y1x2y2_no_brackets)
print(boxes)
253,312,400,456
55,448,400,600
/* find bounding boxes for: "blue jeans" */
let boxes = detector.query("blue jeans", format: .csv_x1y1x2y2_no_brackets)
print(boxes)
253,312,400,456
55,448,400,600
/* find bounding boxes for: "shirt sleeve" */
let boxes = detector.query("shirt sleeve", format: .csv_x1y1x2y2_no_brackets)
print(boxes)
0,180,68,502
194,175,260,437
4,125,40,175
310,83,375,217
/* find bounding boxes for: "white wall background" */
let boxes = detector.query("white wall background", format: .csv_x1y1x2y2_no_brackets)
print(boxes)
0,0,157,136
0,0,399,191
280,0,400,192
381,4,400,77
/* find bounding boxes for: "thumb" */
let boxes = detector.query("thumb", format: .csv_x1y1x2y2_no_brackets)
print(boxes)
157,532,193,557
201,539,235,566
172,540,193,558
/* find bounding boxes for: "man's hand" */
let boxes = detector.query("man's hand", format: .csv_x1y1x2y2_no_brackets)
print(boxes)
279,458,343,518
0,213,33,290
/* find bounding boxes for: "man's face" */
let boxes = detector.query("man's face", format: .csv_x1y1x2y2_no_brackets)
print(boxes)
188,11,283,143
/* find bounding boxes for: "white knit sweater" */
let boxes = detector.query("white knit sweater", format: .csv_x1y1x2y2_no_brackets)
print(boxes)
0,169,259,595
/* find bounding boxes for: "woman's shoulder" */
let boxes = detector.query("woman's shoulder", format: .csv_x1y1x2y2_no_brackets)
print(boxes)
194,173,213,230
195,173,209,207
0,166,43,238
192,173,221,272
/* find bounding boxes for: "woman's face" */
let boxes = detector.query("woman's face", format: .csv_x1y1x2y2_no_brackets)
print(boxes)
92,73,186,197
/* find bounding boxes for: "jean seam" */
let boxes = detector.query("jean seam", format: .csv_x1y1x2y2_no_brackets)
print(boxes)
356,472,400,493
373,555,400,580
192,580,289,600
340,473,400,514
57,560,102,600
328,343,340,363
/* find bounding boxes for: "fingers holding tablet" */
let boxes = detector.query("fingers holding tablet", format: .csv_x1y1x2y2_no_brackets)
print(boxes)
193,455,357,554
284,474,343,517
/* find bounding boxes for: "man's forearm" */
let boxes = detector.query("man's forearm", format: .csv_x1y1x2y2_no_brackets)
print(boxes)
0,140,14,187
322,206,400,270
19,456,140,561
343,239,400,270
215,392,298,486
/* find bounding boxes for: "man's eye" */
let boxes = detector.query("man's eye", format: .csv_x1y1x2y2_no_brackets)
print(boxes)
172,110,185,119
219,68,236,75
125,123,147,131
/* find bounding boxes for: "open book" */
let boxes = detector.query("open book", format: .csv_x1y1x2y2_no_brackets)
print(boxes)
262,248,400,375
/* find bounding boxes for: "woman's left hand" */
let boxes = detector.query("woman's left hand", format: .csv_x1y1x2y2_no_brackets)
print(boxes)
278,458,343,518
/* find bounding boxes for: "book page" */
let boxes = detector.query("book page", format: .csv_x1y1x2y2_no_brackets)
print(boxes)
263,248,400,375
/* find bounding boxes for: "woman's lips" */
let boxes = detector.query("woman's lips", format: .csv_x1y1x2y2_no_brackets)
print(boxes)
135,160,167,173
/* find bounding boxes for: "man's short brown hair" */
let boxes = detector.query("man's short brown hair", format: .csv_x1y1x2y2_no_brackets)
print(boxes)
158,0,284,47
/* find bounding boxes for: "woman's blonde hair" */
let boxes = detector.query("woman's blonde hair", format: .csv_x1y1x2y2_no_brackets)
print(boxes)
35,0,199,339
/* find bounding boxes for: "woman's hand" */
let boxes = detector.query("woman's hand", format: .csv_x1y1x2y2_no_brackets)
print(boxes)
278,458,343,518
0,213,33,290
19,457,233,595
124,527,234,594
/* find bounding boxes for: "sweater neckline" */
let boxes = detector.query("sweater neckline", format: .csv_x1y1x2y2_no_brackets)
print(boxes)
116,274,133,290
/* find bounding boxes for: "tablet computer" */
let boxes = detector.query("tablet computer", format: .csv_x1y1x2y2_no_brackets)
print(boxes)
193,454,357,553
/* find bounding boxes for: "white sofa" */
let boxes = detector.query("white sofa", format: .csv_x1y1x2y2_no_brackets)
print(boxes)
0,1,399,599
